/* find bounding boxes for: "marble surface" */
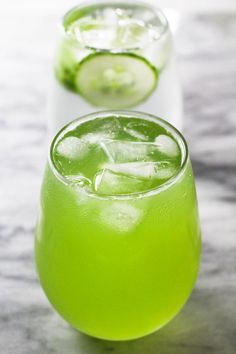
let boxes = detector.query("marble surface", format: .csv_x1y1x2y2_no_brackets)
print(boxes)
1,2,236,353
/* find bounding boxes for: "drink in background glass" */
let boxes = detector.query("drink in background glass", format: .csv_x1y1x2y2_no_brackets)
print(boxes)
35,111,201,341
50,1,183,132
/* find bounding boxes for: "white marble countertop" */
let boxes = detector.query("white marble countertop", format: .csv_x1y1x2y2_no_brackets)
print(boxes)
0,1,236,353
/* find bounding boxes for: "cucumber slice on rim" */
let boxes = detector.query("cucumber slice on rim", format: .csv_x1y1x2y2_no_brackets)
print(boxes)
75,53,158,109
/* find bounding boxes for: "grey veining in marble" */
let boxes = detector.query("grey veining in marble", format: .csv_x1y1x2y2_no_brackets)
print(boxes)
0,2,236,353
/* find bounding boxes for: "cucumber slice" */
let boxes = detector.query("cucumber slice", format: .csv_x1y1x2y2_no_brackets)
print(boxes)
55,40,79,91
75,53,158,108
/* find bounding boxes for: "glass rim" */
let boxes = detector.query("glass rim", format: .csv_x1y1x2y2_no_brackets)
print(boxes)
49,110,189,201
61,0,169,52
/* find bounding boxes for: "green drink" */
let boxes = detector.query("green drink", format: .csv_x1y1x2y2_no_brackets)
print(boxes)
35,111,201,340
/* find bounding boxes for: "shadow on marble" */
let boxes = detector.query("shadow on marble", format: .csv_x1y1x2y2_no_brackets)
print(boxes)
39,287,235,354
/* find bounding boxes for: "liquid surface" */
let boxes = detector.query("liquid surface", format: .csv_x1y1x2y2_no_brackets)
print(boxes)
52,116,182,195
66,6,163,50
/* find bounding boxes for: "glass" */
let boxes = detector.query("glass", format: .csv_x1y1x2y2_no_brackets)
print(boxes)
35,111,201,341
50,0,183,132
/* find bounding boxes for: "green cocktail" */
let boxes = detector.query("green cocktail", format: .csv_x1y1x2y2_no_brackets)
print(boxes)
35,111,201,341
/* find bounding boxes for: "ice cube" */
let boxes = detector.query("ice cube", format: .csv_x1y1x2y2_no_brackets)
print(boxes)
124,120,152,141
124,127,149,141
100,202,142,233
103,161,177,181
154,161,178,180
100,139,160,163
103,162,157,179
103,8,119,24
94,169,145,195
155,135,179,157
66,174,92,188
56,136,89,160
82,132,111,145
99,117,121,137
81,118,121,144
68,175,92,204
69,18,116,50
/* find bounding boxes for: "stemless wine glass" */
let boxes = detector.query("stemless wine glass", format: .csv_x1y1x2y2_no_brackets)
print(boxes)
50,0,183,132
35,111,201,341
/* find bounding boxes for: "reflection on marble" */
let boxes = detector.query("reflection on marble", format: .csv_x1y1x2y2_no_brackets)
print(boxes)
0,4,236,353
